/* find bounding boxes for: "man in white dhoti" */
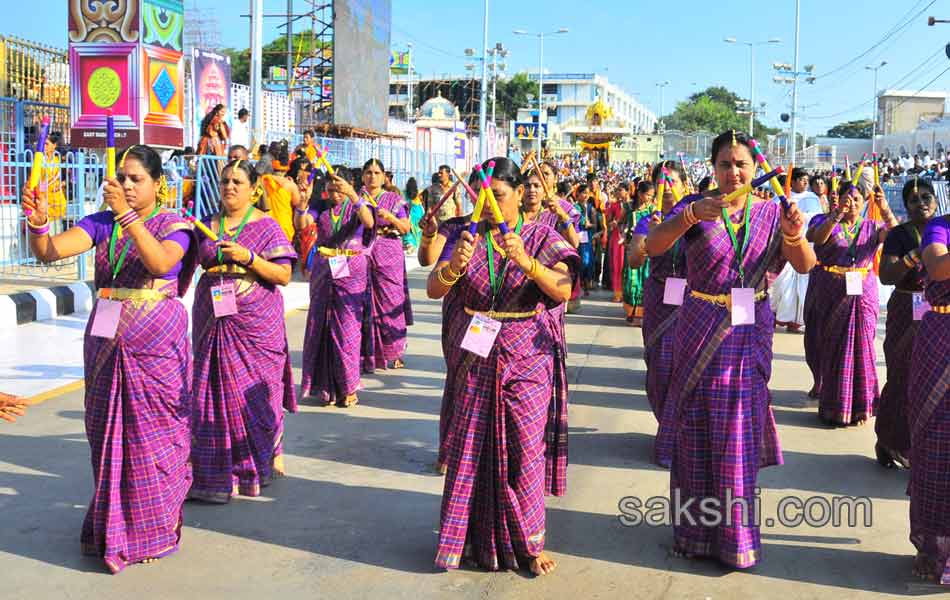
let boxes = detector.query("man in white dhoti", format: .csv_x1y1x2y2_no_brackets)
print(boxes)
773,168,825,332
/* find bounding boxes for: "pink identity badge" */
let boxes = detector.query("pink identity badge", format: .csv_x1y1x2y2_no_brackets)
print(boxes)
578,230,589,244
329,255,351,279
913,292,931,321
845,271,864,296
730,288,756,326
90,298,122,339
663,277,686,306
211,281,238,318
460,313,502,358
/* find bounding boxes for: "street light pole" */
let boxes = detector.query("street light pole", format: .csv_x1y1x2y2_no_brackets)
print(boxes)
725,36,781,137
866,61,887,153
478,0,489,162
514,27,568,158
537,32,544,158
790,0,801,162
407,42,414,122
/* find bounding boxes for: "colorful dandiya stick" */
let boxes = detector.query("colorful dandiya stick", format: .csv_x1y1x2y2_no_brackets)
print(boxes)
105,109,116,180
844,154,852,180
654,176,667,214
181,201,219,241
450,168,481,206
466,188,487,235
661,166,682,202
314,146,335,175
474,162,510,234
784,163,794,198
25,115,51,216
851,160,866,186
748,139,791,211
872,153,881,188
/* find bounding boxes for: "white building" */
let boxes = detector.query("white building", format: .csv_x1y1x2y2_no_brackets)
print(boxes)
526,73,656,136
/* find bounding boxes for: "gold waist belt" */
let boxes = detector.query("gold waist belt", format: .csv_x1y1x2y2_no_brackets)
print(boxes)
463,306,542,320
823,265,870,277
206,264,248,275
98,288,170,302
689,289,767,310
318,247,360,257
930,304,950,314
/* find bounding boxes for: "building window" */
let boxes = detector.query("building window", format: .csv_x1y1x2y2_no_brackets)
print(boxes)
542,83,558,95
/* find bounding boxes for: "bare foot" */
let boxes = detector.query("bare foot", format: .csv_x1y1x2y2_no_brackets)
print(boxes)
855,418,868,427
433,461,447,475
272,454,286,477
529,551,557,576
140,557,159,565
393,359,405,369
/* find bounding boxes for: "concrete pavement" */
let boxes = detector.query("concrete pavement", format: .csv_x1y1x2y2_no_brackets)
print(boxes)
0,268,933,599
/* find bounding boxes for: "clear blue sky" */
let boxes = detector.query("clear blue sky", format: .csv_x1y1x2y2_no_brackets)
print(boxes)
13,0,950,135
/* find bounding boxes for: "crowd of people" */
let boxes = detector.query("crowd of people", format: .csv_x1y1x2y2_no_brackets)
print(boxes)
4,121,950,586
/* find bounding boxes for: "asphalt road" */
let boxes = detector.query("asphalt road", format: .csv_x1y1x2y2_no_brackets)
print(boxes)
0,268,933,599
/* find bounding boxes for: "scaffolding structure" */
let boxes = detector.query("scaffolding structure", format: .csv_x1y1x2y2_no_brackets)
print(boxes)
183,0,222,54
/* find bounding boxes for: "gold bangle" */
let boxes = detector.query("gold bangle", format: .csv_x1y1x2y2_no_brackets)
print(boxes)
437,267,460,287
445,264,464,279
782,233,805,246
903,254,917,269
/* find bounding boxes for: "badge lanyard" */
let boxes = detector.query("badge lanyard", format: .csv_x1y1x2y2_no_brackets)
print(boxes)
721,194,752,286
841,216,863,266
330,199,351,235
108,204,161,283
217,206,255,265
486,214,524,310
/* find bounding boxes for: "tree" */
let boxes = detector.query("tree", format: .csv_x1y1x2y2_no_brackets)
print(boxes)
222,30,330,86
662,85,778,136
494,72,534,122
825,119,873,139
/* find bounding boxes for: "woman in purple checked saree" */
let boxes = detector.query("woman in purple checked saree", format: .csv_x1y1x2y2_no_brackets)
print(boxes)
808,179,898,426
299,167,376,407
908,213,950,584
361,158,413,372
22,145,198,574
908,214,950,584
427,158,578,577
875,178,936,469
189,160,298,503
644,131,815,569
628,161,688,468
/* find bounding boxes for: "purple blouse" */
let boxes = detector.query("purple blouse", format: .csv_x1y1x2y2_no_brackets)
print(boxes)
77,210,191,280
922,216,950,306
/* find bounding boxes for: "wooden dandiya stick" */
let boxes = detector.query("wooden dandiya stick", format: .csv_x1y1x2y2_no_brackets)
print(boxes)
474,162,510,234
450,167,481,206
529,154,555,200
181,201,219,241
25,115,51,217
105,110,116,180
748,138,790,212
314,146,335,175
661,166,682,202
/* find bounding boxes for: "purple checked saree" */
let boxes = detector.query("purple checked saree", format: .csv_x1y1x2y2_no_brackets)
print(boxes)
301,201,375,402
363,190,413,371
657,199,785,569
876,222,926,459
189,216,297,503
436,221,578,571
907,216,950,585
803,213,831,396
78,210,197,574
813,218,883,425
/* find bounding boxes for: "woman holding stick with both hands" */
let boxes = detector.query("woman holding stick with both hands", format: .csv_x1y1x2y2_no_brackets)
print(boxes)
645,130,815,568
188,159,298,503
298,168,376,407
362,159,413,372
807,174,897,427
907,205,950,585
428,158,578,575
875,177,936,469
22,144,198,573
